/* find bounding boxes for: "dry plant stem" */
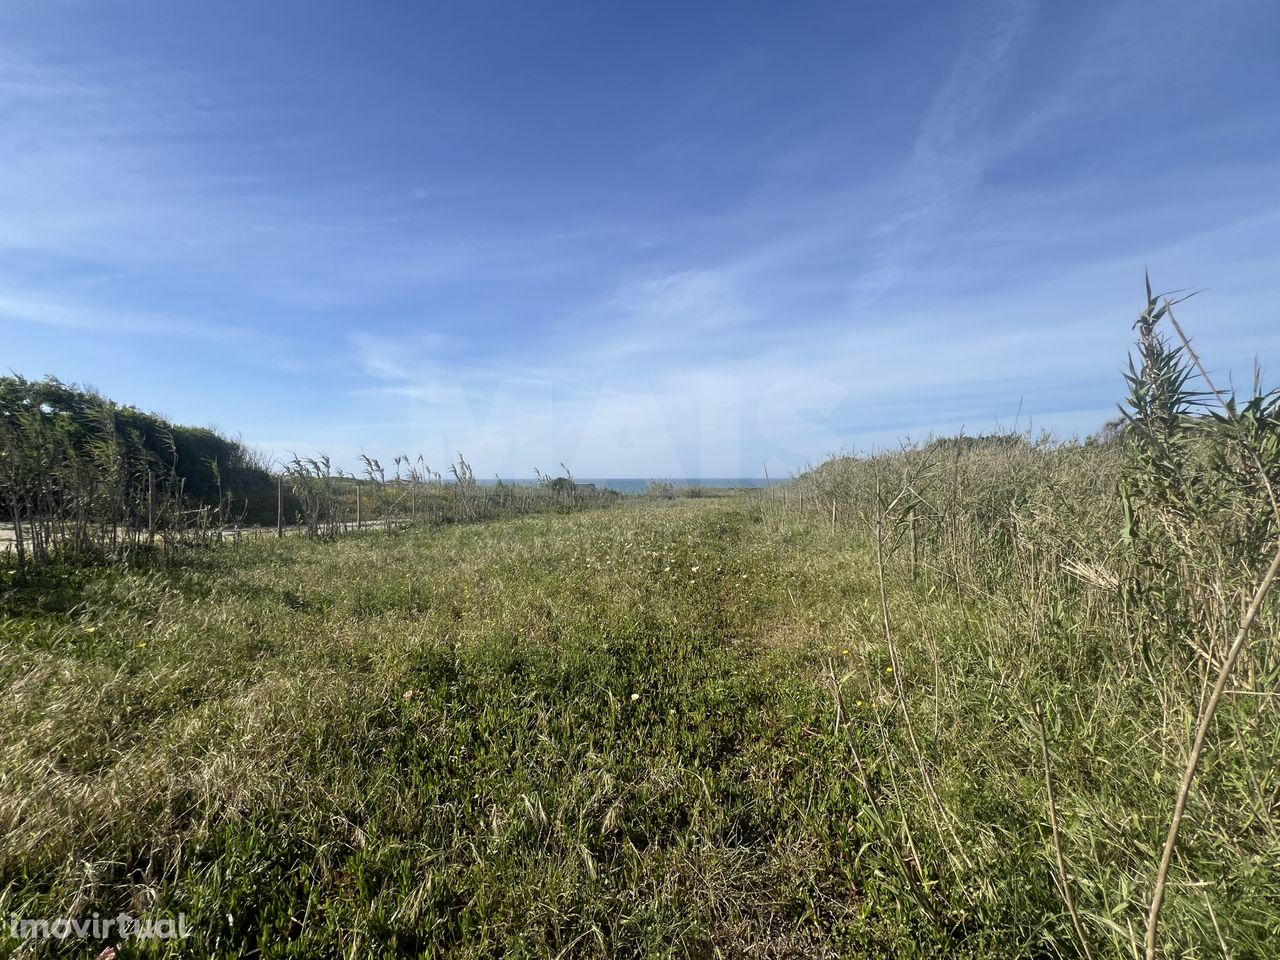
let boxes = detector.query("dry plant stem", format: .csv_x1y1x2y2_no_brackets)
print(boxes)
859,685,940,924
1144,538,1280,960
830,648,940,924
826,658,844,735
873,489,974,871
1036,704,1095,960
1203,890,1231,960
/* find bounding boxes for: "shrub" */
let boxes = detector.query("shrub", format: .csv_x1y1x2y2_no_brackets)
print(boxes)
643,480,677,499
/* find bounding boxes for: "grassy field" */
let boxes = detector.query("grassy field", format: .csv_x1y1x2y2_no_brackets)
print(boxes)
4,476,1277,958
0,497,861,958
2,288,1278,960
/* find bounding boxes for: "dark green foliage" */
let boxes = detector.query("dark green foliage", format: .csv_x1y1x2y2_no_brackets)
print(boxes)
0,375,275,512
1117,280,1280,650
0,375,289,563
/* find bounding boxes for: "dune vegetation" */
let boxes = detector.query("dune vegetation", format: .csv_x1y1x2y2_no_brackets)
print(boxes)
2,287,1278,957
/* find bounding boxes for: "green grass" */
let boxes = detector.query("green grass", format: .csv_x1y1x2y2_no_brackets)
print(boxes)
0,500,864,957
2,491,1277,957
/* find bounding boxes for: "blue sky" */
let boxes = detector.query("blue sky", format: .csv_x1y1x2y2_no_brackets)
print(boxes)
3,0,1279,477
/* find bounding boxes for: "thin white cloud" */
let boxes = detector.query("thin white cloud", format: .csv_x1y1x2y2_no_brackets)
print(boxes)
852,0,1038,309
3,2,1278,477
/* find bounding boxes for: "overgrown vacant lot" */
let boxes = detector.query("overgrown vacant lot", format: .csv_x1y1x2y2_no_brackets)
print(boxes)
2,490,1277,957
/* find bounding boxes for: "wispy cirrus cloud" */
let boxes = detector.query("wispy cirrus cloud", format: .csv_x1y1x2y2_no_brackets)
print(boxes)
2,0,1278,476
851,0,1038,310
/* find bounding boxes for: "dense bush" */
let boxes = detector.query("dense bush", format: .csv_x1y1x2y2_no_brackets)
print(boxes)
0,375,290,564
642,480,677,499
775,282,1280,958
